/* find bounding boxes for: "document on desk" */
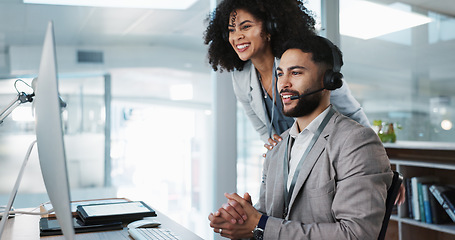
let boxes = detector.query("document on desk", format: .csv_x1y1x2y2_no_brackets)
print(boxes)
45,230,131,239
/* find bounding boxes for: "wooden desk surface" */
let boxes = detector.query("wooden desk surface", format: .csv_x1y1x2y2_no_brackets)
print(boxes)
1,208,203,240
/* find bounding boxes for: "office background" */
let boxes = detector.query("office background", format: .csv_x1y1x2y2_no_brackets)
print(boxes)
0,0,454,239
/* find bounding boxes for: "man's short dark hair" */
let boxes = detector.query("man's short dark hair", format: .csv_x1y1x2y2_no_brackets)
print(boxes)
279,36,343,70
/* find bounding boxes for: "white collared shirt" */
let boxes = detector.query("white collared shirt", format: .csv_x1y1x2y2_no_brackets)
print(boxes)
287,106,332,189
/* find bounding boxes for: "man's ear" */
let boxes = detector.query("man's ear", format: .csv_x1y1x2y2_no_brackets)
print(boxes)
318,70,326,89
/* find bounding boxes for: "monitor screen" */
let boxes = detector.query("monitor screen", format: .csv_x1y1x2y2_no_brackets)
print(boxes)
34,21,75,239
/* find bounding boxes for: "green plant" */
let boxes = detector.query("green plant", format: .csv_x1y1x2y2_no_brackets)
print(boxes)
373,120,401,143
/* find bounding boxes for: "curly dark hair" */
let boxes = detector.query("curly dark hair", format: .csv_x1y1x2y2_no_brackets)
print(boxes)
204,0,316,72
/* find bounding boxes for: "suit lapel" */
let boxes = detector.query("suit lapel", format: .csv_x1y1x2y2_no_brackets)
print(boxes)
287,115,336,212
270,134,288,217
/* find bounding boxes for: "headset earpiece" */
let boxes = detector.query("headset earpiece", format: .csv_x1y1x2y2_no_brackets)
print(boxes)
323,70,343,90
265,19,277,36
322,38,343,91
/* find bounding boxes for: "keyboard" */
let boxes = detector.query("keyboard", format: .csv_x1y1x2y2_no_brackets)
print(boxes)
128,228,179,240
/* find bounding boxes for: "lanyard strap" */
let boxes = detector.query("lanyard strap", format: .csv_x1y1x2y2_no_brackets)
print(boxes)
260,60,278,139
282,107,335,218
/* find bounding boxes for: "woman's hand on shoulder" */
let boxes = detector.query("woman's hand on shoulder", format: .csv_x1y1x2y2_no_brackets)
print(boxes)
262,134,282,158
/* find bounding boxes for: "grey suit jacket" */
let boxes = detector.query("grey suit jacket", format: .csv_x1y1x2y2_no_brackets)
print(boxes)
232,59,371,142
255,110,392,240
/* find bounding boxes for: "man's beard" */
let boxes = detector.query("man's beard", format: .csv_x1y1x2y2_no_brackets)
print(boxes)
282,90,322,118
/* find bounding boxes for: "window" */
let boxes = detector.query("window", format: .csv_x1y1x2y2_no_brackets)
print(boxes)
340,0,455,143
109,69,212,239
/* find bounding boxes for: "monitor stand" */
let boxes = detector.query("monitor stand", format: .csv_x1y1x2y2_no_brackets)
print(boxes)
0,140,37,237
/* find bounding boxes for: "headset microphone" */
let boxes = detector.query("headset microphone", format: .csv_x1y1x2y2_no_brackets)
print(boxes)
289,88,325,100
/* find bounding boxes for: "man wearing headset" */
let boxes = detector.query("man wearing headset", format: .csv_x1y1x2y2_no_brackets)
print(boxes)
208,36,393,240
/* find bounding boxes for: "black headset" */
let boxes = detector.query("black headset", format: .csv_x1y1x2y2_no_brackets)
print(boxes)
265,15,277,36
321,37,343,91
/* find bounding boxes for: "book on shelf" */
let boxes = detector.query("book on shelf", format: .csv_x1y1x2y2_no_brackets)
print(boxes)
421,184,432,224
428,187,451,224
405,178,413,219
411,176,438,221
429,185,455,223
417,182,426,222
40,197,130,218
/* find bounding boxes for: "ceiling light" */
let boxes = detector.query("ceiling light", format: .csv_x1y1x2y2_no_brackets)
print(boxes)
340,0,432,40
23,0,198,10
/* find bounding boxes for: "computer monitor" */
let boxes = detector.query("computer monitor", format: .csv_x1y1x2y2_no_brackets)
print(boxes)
34,21,75,239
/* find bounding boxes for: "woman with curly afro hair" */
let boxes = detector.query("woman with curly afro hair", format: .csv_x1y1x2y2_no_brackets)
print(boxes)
204,0,370,151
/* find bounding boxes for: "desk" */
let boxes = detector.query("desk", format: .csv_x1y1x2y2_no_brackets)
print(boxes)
1,208,203,240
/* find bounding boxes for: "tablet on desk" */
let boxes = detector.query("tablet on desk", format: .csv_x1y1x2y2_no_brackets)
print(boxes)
77,201,156,225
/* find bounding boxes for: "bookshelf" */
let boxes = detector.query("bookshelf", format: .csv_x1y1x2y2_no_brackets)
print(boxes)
384,141,455,240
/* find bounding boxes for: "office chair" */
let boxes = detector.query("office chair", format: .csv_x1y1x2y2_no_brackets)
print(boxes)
378,170,403,240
